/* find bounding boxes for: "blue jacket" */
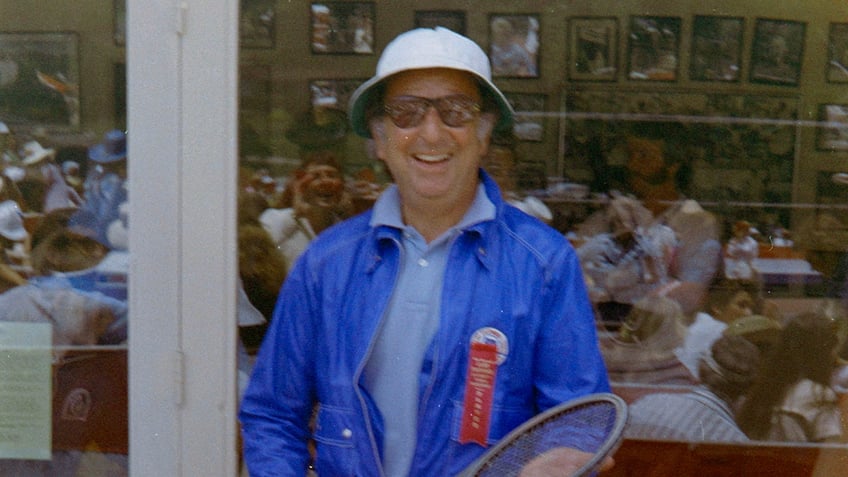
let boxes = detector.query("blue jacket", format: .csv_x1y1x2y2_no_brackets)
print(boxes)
239,173,610,476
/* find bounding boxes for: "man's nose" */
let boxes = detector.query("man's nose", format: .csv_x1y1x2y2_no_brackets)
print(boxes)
419,106,446,139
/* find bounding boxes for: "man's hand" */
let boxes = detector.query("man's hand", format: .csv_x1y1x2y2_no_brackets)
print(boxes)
518,447,614,477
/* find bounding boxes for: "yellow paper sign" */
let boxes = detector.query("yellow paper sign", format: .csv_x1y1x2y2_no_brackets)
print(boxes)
0,322,52,460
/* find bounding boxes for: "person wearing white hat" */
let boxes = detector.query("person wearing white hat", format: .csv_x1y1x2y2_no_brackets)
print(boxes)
0,199,28,292
0,121,21,164
241,27,610,476
20,140,56,167
18,141,82,213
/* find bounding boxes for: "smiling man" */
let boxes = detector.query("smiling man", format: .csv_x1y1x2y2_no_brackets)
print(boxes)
260,151,353,267
239,27,610,477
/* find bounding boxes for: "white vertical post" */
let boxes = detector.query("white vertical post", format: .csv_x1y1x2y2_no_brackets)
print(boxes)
128,0,239,475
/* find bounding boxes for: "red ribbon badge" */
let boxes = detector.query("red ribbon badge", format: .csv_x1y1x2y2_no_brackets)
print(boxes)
459,341,498,447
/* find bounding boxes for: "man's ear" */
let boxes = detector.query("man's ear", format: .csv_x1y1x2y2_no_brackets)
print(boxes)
369,120,387,160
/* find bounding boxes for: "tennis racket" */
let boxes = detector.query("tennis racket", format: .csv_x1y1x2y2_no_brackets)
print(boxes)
460,392,628,477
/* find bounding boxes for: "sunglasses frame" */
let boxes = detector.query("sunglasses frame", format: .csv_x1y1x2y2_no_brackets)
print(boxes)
382,94,481,129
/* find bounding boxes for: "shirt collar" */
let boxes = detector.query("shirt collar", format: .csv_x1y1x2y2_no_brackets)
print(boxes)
370,181,495,236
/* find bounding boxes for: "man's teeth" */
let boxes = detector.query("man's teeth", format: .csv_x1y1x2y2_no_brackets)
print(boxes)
416,154,448,163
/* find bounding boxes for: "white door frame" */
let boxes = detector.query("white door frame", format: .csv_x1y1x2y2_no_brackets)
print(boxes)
128,0,240,475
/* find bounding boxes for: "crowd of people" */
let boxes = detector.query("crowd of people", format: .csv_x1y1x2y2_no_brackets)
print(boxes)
0,125,129,473
0,125,128,342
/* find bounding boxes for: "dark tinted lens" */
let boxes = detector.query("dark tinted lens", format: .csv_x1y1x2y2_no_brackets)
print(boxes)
384,97,429,128
434,95,480,127
384,95,480,128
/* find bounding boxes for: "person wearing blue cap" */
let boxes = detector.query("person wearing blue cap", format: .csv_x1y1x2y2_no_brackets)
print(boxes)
68,129,128,250
240,28,610,476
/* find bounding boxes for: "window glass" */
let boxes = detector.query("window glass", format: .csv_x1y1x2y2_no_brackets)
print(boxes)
238,1,848,473
0,0,128,474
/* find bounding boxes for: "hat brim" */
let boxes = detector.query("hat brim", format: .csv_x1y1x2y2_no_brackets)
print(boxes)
348,68,514,138
0,227,27,241
22,149,55,166
89,143,127,163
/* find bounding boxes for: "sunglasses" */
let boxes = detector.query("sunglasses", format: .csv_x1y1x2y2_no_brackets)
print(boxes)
382,95,481,129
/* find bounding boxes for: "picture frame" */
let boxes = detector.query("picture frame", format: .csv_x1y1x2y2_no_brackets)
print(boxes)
750,18,806,86
504,92,546,142
488,14,540,79
0,32,80,129
690,15,744,82
414,10,466,35
114,0,126,46
809,170,848,250
559,87,799,208
567,17,618,82
627,16,681,81
816,104,848,151
309,78,365,112
240,0,276,49
826,23,848,83
310,2,375,55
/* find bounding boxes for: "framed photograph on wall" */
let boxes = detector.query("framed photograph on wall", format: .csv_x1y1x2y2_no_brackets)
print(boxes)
690,15,744,82
240,0,276,49
414,10,466,35
0,32,80,129
567,17,618,82
817,104,848,151
311,2,375,54
826,23,848,83
750,18,806,86
504,92,546,141
627,16,681,81
309,78,365,111
489,14,540,78
114,0,126,46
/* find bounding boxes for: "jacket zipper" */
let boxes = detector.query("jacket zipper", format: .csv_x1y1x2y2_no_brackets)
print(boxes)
352,235,401,477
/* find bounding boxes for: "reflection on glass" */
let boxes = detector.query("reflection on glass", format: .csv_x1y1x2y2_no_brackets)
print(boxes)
233,1,848,474
0,1,128,474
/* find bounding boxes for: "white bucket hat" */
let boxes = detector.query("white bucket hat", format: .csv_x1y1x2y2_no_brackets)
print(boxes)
348,27,514,138
20,140,56,166
0,200,27,241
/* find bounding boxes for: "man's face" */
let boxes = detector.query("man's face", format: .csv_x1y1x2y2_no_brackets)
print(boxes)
301,163,344,208
371,68,491,210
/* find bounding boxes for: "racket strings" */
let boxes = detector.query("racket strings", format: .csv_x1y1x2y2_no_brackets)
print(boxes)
474,401,619,477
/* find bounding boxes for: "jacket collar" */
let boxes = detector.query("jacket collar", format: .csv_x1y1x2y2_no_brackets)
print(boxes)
366,169,505,273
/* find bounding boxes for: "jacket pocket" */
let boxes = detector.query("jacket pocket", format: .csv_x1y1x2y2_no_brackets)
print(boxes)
313,404,357,476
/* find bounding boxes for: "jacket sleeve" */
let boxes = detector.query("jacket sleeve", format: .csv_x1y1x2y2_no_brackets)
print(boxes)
239,257,318,476
534,244,611,411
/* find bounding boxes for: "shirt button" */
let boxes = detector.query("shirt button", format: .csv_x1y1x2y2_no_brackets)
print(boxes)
418,258,428,267
342,428,353,439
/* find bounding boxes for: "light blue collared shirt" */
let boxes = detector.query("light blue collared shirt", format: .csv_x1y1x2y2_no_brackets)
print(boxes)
365,182,494,477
